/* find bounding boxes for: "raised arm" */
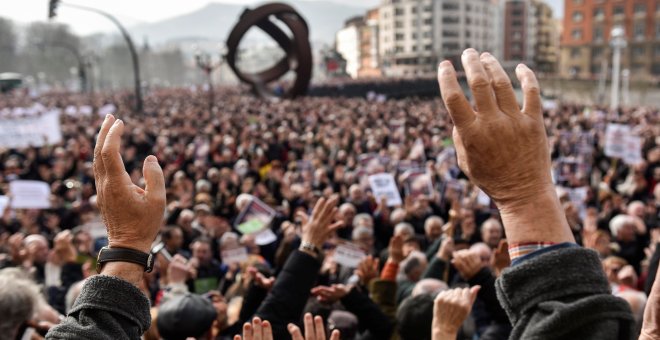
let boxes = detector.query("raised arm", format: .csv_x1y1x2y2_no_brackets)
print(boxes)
438,49,573,246
47,115,166,339
437,50,635,340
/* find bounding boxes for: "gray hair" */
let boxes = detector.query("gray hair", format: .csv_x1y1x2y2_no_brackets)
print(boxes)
609,214,634,238
412,278,448,297
424,216,444,232
0,269,41,339
353,213,374,228
394,222,415,237
352,226,374,241
65,280,86,314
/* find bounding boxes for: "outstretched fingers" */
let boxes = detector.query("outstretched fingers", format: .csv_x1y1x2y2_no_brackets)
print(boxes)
438,61,475,128
480,52,519,114
93,114,116,181
100,119,128,180
461,48,497,115
516,63,542,119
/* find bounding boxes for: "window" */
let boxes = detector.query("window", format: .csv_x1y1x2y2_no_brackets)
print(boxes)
513,9,524,16
412,6,418,14
512,43,522,52
412,33,417,39
443,3,459,10
424,18,433,25
513,31,522,40
423,31,432,38
571,48,581,57
395,33,404,41
411,45,417,52
632,46,645,57
443,17,459,24
395,21,403,28
573,0,584,4
425,44,432,51
592,47,603,58
572,29,583,40
395,8,404,16
634,22,646,39
593,7,604,20
572,11,584,22
613,6,624,16
654,44,660,57
513,20,523,27
594,26,604,42
466,30,471,38
634,3,646,14
442,30,459,37
652,63,660,75
590,64,601,74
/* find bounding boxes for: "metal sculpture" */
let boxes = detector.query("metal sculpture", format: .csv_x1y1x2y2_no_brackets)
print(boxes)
226,3,313,99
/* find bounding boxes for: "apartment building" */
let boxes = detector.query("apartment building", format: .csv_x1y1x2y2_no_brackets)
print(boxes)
560,0,660,80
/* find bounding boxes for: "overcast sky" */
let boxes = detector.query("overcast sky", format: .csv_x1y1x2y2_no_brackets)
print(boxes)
1,0,563,36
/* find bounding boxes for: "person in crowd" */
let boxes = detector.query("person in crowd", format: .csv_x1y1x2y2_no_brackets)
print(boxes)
0,48,655,340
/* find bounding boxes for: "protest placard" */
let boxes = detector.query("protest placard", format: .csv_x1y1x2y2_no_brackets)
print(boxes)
221,247,249,265
0,196,9,213
253,228,278,246
9,180,51,209
368,173,402,207
623,136,643,165
0,111,62,149
333,242,367,268
604,124,630,159
234,197,276,235
402,169,434,199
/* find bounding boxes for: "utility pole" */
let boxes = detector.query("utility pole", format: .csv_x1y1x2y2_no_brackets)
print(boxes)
610,26,627,111
49,0,143,112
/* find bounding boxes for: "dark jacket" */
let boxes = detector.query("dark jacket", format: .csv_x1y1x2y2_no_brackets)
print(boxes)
495,246,636,340
46,275,151,339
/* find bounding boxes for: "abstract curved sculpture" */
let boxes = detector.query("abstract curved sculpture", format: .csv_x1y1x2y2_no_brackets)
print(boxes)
226,3,313,99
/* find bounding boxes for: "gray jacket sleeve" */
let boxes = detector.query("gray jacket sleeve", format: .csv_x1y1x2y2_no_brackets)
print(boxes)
495,247,636,340
46,275,151,340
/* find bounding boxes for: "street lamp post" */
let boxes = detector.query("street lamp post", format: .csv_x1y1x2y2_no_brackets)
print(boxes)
610,26,627,111
195,50,225,111
49,0,143,112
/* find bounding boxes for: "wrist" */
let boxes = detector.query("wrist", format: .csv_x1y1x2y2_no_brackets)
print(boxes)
497,187,575,245
109,241,151,254
100,262,144,287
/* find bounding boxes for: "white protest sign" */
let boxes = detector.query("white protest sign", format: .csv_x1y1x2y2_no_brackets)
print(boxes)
623,136,643,165
333,243,366,268
98,104,116,117
604,124,630,159
9,180,51,209
221,247,249,265
235,197,277,235
368,173,402,207
254,228,277,246
0,111,62,148
0,195,9,213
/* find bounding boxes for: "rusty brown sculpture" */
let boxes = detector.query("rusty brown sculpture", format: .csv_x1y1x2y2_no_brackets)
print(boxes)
226,3,312,99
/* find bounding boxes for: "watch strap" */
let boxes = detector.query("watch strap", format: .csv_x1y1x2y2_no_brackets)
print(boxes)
96,246,154,274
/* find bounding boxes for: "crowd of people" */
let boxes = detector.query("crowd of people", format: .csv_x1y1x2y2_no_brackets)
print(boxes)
0,55,659,340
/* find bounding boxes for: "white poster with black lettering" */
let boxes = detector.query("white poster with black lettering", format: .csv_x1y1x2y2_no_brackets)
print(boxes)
333,243,367,268
368,173,402,207
0,111,62,148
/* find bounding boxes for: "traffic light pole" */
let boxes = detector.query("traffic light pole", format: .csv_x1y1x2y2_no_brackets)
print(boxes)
53,2,143,112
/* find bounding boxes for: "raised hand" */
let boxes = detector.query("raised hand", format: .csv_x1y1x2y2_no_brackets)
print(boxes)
310,284,351,304
387,234,405,264
355,255,380,286
93,115,166,253
451,249,485,280
438,49,573,245
53,230,78,264
288,313,340,340
234,317,273,340
296,195,343,249
432,286,481,340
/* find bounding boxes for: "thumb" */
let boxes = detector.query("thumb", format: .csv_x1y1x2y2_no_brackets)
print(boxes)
143,155,166,203
469,285,481,304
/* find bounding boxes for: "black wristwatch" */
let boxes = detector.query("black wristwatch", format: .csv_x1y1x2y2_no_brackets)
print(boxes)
96,246,155,274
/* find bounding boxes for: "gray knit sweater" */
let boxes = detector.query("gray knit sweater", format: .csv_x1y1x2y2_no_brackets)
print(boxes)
496,247,636,340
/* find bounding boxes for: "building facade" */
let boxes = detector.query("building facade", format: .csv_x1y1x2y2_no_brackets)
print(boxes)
560,0,660,80
378,0,501,77
336,16,363,78
503,0,558,73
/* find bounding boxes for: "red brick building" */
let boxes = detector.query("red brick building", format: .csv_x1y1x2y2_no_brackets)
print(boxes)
560,0,660,79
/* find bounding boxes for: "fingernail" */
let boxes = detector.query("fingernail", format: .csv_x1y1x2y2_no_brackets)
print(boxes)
104,114,111,120
287,323,294,329
146,155,158,163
